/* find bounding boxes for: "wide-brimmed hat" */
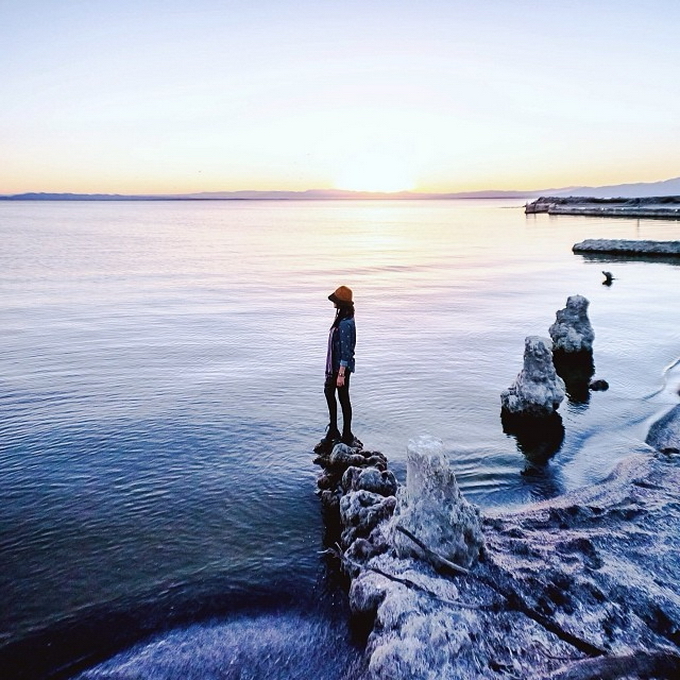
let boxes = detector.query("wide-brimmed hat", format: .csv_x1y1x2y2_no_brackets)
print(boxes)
328,285,353,305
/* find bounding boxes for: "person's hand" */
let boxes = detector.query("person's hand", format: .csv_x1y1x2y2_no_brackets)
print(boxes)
336,373,345,387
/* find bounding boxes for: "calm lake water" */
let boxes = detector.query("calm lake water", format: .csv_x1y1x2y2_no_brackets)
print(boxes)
1,199,679,677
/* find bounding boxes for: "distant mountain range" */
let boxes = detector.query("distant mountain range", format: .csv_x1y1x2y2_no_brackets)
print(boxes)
2,177,679,201
0,189,534,201
550,176,680,199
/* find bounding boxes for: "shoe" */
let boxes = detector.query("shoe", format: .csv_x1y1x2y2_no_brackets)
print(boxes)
341,433,363,449
314,428,341,454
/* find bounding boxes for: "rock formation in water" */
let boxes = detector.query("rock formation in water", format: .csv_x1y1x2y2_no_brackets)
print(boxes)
315,419,680,679
500,336,565,417
549,295,595,354
548,295,598,404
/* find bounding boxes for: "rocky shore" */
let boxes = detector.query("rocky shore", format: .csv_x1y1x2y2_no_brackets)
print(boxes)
525,196,680,219
314,411,680,679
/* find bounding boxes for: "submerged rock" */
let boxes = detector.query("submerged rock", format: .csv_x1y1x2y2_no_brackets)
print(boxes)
549,294,595,353
589,378,610,391
501,336,565,417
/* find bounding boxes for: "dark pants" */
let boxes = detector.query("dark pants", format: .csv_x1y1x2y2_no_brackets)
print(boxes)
324,372,352,440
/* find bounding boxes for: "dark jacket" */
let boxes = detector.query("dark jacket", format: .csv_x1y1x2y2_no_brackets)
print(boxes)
331,316,356,373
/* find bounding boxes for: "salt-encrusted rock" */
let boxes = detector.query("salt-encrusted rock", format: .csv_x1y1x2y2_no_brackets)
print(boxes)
355,552,484,680
340,490,397,548
342,466,398,496
328,443,368,470
316,428,680,678
348,569,391,617
389,435,484,570
549,294,595,353
646,404,680,453
344,532,391,569
501,336,565,416
368,602,479,680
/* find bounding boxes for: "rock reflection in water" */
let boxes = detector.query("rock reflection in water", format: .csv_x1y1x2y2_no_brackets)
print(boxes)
501,411,565,467
552,349,596,405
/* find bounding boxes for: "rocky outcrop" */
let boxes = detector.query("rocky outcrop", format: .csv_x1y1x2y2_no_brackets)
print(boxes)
315,426,680,679
342,436,489,680
549,295,595,354
501,336,565,417
547,295,598,404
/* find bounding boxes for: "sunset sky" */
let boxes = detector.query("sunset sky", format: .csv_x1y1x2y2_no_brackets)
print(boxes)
2,0,679,195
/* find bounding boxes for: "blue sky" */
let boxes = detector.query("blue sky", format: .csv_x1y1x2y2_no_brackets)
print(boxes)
1,0,679,193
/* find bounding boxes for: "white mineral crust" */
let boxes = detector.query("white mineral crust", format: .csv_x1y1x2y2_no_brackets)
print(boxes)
389,435,484,569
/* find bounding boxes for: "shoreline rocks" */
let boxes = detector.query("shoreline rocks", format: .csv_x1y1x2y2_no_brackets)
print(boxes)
315,407,680,679
548,295,599,405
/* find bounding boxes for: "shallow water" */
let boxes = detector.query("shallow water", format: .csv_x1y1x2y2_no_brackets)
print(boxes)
1,199,679,677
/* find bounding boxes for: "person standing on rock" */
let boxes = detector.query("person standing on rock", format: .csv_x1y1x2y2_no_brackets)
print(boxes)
315,286,360,452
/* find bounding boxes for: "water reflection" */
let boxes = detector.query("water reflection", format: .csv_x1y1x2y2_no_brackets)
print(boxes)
552,350,596,405
501,411,565,467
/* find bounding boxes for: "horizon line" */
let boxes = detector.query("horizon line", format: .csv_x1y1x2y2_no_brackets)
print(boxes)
0,188,540,201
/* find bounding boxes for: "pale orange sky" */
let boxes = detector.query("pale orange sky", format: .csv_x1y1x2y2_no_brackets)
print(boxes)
1,0,679,195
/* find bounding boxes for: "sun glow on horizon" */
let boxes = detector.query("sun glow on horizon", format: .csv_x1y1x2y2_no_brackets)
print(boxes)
333,155,417,193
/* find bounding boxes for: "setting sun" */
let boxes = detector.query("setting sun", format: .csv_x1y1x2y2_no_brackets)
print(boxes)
333,155,417,193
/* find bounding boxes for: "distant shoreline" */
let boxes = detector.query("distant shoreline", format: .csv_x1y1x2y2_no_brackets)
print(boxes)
0,190,534,202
